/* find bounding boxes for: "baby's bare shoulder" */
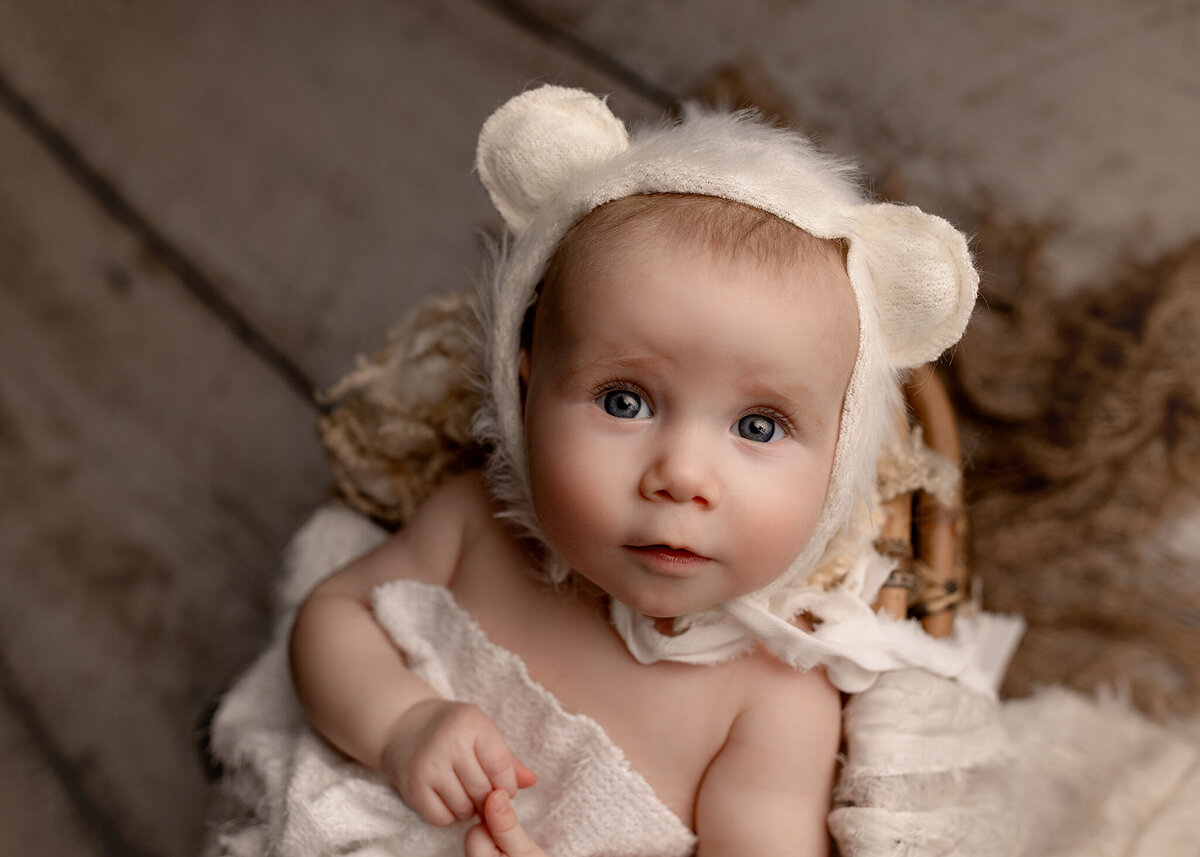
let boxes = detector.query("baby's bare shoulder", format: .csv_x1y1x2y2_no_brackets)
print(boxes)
399,468,498,538
724,647,842,736
311,470,495,597
729,652,841,817
693,650,841,854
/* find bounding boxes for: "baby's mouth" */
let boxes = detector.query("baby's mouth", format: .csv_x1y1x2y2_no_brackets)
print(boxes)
625,544,711,563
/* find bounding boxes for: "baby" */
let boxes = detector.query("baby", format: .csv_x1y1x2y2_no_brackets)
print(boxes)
289,85,988,857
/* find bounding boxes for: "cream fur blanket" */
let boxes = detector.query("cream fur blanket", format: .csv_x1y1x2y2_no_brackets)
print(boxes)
203,504,1200,856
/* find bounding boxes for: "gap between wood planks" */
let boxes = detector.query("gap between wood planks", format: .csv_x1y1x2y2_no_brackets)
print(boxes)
469,0,677,109
0,648,154,857
0,69,316,407
0,65,315,857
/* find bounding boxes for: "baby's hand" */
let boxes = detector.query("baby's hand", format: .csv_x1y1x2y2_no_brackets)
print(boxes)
464,789,548,857
381,699,537,826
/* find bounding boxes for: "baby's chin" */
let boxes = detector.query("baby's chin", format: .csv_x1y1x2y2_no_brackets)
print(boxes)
563,571,695,620
562,563,792,622
598,584,729,624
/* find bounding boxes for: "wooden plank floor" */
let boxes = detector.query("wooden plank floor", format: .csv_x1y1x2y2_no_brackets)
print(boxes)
0,3,657,855
519,0,1200,289
0,2,1196,855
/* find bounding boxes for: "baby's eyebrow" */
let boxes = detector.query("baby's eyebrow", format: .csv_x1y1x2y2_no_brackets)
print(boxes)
559,350,661,382
748,381,827,434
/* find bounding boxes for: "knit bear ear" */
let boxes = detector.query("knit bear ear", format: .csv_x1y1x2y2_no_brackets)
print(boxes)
850,203,979,369
476,86,630,234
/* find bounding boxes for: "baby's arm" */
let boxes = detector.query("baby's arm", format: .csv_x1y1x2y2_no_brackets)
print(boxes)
694,663,842,856
289,473,534,825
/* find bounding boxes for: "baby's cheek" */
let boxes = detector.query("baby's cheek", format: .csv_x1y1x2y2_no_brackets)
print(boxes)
529,438,616,559
737,493,824,578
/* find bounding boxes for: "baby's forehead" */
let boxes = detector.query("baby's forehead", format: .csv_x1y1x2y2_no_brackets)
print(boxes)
534,201,860,397
527,194,861,379
552,193,847,281
543,195,856,334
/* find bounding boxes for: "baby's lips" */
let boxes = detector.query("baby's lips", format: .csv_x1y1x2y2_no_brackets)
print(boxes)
628,544,710,561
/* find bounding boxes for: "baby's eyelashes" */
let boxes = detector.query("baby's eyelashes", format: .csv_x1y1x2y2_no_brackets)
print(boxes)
734,413,785,443
595,387,652,420
592,386,797,444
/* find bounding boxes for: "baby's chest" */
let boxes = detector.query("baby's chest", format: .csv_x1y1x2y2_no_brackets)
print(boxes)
524,629,735,825
453,575,735,824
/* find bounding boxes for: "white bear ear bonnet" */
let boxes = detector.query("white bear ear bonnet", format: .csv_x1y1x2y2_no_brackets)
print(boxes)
469,86,1025,695
471,85,978,597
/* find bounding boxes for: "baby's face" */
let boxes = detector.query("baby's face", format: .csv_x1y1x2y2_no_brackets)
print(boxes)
521,223,858,618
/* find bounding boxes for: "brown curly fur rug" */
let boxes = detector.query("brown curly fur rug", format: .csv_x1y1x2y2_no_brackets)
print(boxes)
953,222,1200,717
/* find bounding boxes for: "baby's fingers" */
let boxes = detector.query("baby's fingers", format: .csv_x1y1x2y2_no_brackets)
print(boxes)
457,751,503,810
479,790,547,857
439,774,485,822
474,738,536,799
406,785,459,827
463,821,500,857
513,757,538,790
462,791,546,857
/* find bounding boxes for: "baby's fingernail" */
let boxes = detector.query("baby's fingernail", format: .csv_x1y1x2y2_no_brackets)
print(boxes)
492,790,510,811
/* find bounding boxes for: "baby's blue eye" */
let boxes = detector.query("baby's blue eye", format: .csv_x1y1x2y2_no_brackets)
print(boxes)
736,414,782,443
598,389,651,420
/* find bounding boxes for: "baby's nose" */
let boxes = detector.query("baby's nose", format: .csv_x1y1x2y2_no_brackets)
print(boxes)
638,431,719,507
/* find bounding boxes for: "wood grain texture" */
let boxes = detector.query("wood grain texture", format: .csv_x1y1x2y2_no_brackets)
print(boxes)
517,0,1200,290
0,694,106,857
0,1,658,852
0,101,326,855
0,0,659,387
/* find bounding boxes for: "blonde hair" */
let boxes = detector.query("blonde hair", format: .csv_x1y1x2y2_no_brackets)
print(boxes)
547,192,846,288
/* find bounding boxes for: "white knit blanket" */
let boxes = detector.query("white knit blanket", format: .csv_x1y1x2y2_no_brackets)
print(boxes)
204,505,1200,856
832,670,1200,856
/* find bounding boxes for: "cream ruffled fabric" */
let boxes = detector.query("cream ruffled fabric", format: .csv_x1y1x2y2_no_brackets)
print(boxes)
611,554,1023,696
833,670,1200,856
